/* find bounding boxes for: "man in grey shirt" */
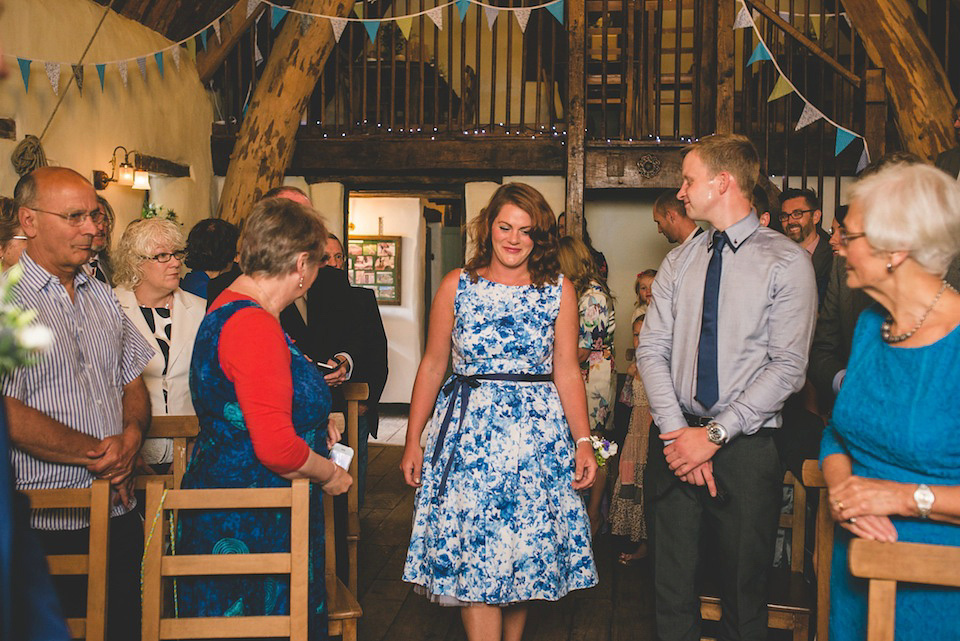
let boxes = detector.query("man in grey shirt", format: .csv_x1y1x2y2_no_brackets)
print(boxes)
637,134,817,641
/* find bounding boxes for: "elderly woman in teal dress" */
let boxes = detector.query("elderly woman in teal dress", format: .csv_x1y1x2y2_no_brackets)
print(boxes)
820,162,960,641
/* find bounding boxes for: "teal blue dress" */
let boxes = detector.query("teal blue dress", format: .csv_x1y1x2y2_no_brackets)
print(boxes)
820,306,960,641
177,298,331,638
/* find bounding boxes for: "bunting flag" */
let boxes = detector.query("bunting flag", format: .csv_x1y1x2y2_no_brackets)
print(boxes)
118,59,128,87
255,40,263,65
330,17,347,42
72,64,84,96
856,145,870,173
767,75,793,102
213,19,222,43
733,5,753,28
186,38,197,61
171,45,182,71
515,7,532,32
300,13,312,35
546,0,564,24
484,5,498,29
137,57,147,82
247,0,259,18
271,6,288,29
352,3,363,18
154,52,164,78
835,128,856,155
794,102,823,130
44,62,60,95
396,16,413,39
746,42,772,66
426,6,443,30
96,63,106,90
362,19,380,43
200,29,208,50
810,16,821,38
17,58,30,92
456,0,470,22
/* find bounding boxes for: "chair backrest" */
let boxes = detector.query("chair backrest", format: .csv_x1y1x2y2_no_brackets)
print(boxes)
780,470,806,573
802,459,832,641
134,415,200,490
341,383,368,594
848,539,960,641
23,480,112,641
140,478,310,641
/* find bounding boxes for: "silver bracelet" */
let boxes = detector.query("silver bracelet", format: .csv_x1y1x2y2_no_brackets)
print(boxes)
575,436,592,448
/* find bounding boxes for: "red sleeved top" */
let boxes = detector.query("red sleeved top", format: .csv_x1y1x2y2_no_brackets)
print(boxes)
211,290,311,475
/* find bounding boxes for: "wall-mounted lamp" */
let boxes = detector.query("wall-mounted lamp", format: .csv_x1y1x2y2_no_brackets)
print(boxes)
132,169,151,190
93,146,148,191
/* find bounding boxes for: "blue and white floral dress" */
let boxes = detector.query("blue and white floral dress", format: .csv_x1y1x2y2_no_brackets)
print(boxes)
403,271,598,605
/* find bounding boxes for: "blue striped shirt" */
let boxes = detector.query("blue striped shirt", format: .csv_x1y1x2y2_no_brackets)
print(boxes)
2,251,153,530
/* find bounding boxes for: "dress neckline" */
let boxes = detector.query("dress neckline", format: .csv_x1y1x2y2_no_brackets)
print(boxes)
474,272,534,288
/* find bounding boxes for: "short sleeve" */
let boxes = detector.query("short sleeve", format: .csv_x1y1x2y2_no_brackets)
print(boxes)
119,309,155,386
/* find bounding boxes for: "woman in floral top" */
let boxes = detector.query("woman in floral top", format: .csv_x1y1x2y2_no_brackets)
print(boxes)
559,236,616,535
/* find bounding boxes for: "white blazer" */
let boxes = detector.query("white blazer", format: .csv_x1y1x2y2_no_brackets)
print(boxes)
115,286,206,416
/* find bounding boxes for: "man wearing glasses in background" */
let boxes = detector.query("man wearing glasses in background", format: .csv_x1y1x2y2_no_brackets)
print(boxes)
2,166,154,641
778,188,833,306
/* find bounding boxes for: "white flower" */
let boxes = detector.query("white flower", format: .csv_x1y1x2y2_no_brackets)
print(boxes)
608,442,618,456
599,448,611,459
18,324,54,351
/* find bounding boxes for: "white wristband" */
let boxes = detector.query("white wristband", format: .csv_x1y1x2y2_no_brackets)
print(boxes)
575,436,592,448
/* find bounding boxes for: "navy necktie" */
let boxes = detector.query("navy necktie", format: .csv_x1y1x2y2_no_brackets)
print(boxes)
90,259,107,284
696,231,726,410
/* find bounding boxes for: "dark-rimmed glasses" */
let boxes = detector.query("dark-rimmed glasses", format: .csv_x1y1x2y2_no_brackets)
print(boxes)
29,206,105,227
141,250,187,263
778,209,815,222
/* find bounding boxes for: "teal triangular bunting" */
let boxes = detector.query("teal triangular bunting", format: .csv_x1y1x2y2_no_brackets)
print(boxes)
456,0,470,22
835,128,856,155
200,29,208,50
17,58,30,92
271,7,288,29
154,52,164,78
96,63,106,90
546,0,564,23
746,42,772,66
362,19,380,43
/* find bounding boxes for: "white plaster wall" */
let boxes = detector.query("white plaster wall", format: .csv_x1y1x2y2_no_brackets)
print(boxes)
463,176,565,258
0,0,213,239
348,196,424,403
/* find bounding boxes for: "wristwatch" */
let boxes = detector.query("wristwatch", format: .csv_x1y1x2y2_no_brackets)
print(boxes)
914,483,935,518
705,422,728,446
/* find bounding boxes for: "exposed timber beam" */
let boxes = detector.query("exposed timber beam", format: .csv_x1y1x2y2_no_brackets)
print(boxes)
196,0,267,83
841,0,957,161
715,0,735,134
0,118,15,141
216,0,356,224
565,0,586,234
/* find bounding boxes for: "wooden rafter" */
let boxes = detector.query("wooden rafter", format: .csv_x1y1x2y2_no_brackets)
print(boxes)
196,0,268,83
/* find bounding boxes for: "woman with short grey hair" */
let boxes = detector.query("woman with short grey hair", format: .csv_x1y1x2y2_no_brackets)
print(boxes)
820,162,960,641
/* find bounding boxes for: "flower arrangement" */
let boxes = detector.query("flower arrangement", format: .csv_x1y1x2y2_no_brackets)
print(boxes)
590,434,618,468
0,266,53,374
141,202,178,222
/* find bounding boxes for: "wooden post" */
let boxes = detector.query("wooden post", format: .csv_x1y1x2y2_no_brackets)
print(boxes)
196,0,268,84
842,0,957,161
864,68,887,163
565,0,586,237
217,0,356,224
715,0,736,135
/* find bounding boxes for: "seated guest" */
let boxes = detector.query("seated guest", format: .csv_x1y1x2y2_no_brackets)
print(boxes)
181,218,240,299
821,162,960,641
652,191,701,243
0,195,26,270
779,187,832,305
113,218,205,465
3,167,153,641
177,197,351,633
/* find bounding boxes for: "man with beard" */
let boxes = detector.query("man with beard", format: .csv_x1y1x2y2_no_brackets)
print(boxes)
778,188,832,306
935,100,960,179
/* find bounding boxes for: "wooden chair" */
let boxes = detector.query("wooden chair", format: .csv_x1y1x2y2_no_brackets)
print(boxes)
134,415,200,491
802,458,834,641
342,382,369,595
141,478,361,641
700,470,813,641
848,539,960,641
23,480,111,641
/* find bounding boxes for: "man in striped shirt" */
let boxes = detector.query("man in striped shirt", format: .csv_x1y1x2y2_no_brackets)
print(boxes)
3,167,154,641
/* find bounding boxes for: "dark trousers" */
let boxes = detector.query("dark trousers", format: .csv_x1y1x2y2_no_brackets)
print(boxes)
34,510,143,641
645,423,782,641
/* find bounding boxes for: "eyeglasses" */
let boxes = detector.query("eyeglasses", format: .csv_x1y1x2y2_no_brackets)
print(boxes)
141,250,187,263
29,206,106,227
838,228,867,247
778,209,815,221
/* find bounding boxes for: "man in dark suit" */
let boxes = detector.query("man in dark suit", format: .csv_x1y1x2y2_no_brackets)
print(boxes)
778,188,832,306
935,100,960,179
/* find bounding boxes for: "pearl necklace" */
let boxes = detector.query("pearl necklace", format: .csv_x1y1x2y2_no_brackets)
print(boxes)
881,281,953,344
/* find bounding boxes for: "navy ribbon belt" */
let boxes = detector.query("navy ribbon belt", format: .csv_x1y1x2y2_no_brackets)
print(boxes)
431,373,553,498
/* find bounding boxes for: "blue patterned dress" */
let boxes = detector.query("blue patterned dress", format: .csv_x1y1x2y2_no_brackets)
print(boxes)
821,307,960,641
177,299,332,638
403,271,598,605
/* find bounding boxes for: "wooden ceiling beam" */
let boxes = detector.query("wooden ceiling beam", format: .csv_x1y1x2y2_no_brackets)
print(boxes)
196,0,267,83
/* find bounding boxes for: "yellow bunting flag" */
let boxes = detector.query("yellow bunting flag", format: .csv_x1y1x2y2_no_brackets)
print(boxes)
810,16,820,39
186,38,197,61
352,3,363,18
767,75,793,102
396,16,413,39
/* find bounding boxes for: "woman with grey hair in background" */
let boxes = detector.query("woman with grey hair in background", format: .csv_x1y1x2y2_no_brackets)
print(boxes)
820,162,960,641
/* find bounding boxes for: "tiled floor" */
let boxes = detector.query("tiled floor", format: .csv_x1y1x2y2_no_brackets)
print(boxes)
368,406,409,446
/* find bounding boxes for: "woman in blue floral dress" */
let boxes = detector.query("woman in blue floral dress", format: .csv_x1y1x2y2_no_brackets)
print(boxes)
176,199,352,639
401,184,599,640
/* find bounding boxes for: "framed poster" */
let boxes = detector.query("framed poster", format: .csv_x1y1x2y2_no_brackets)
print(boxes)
346,235,402,305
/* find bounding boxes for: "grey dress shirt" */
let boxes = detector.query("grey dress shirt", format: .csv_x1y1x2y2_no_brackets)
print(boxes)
637,212,818,440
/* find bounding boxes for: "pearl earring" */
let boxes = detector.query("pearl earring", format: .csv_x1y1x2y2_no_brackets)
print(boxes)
298,276,304,289
886,262,894,273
